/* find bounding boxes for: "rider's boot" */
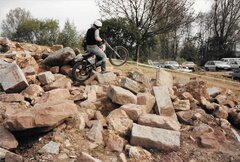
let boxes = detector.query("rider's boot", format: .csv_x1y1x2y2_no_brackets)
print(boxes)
101,61,106,73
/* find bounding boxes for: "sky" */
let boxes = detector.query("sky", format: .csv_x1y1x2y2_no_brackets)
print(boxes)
0,0,213,34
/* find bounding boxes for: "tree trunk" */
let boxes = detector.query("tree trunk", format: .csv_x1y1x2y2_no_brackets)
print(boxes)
135,44,140,65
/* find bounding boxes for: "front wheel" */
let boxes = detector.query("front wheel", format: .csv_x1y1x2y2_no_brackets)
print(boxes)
72,60,92,83
108,46,128,66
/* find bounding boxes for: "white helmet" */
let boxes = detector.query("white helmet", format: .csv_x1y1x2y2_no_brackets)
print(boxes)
93,20,102,28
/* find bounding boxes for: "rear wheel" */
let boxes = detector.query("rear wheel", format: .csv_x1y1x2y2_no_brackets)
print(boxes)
108,46,128,66
72,60,92,83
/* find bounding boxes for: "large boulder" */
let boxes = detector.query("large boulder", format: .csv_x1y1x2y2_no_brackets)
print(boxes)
4,100,78,131
138,114,181,131
43,47,76,66
106,109,133,136
0,62,28,93
107,85,137,105
130,123,180,151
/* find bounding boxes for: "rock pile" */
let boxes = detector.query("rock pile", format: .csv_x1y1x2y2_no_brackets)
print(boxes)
0,38,239,162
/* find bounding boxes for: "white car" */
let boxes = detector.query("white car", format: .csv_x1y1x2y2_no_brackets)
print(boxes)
204,61,231,71
182,61,197,71
227,61,240,69
164,61,180,69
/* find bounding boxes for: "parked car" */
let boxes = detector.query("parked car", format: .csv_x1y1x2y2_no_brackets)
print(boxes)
148,60,162,67
227,61,240,69
163,61,180,69
204,61,231,71
176,66,192,73
182,61,197,71
230,69,240,80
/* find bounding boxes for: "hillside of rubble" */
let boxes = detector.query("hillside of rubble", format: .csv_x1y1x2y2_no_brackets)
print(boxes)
0,37,240,162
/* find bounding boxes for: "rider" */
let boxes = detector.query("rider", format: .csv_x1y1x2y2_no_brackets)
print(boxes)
86,20,107,72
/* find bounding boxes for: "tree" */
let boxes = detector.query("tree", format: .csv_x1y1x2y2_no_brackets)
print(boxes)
13,19,60,46
97,0,192,61
100,18,140,59
1,7,32,39
208,0,240,58
57,20,80,48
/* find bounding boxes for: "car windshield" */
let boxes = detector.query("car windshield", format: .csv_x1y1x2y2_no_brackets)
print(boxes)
214,61,228,65
167,61,178,65
184,62,194,64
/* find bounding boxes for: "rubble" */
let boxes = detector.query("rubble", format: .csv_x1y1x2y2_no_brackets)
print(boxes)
4,100,77,131
0,39,240,161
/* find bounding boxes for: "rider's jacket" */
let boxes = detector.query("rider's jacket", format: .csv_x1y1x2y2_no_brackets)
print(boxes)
86,27,98,45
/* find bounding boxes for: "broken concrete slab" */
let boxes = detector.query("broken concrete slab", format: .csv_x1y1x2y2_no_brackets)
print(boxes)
120,104,146,122
130,123,180,151
107,85,137,105
155,68,173,89
0,63,28,93
0,93,24,102
37,71,55,85
77,152,102,162
106,109,133,136
120,77,140,94
87,120,104,144
0,126,18,150
35,88,70,103
130,71,151,88
39,141,60,154
97,72,117,84
138,114,181,131
173,99,190,111
137,93,155,113
153,86,177,119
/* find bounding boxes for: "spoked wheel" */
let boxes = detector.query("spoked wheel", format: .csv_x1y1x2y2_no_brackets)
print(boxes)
72,60,92,83
109,46,128,66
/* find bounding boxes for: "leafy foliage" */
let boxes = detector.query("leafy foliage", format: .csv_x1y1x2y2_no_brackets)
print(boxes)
13,19,59,46
57,20,80,48
1,8,32,39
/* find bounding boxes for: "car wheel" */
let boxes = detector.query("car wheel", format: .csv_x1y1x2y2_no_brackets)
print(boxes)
205,67,209,71
216,67,219,71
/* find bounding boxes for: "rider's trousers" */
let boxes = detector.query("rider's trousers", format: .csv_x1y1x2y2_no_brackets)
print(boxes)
87,45,107,71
